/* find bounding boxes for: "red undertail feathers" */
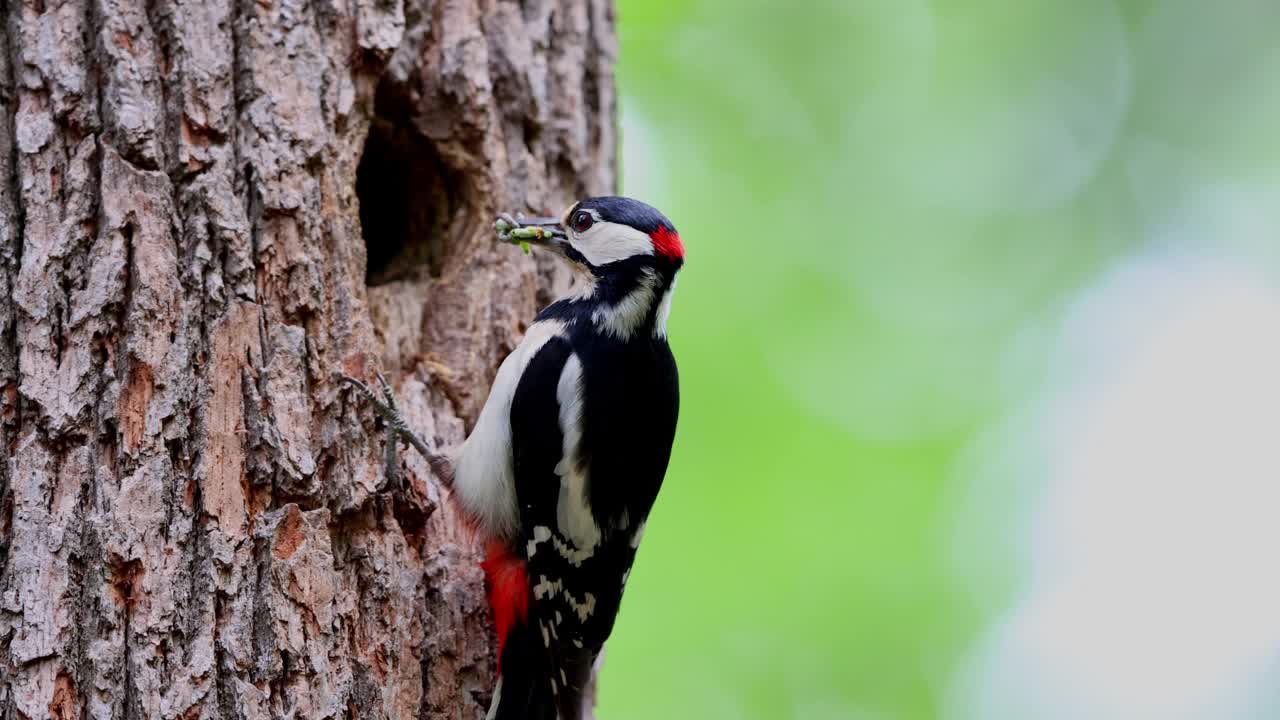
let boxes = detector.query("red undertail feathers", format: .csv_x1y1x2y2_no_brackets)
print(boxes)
481,541,529,671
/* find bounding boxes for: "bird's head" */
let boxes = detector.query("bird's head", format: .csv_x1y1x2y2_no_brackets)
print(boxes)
499,196,684,278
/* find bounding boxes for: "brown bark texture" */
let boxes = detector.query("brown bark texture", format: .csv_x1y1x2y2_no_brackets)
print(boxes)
0,0,617,716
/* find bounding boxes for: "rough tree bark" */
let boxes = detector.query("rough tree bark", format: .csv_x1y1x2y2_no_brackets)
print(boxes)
0,0,616,716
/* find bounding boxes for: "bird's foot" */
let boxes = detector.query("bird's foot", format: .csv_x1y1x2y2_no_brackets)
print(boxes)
341,372,438,492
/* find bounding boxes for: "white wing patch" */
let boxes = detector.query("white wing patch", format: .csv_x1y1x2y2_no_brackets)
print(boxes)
554,353,601,552
454,319,567,538
592,267,659,340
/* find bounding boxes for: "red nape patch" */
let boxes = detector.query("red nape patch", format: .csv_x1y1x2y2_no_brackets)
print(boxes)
481,541,529,672
650,225,684,260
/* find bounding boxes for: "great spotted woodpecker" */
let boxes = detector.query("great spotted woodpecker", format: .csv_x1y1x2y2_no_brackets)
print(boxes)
345,196,684,719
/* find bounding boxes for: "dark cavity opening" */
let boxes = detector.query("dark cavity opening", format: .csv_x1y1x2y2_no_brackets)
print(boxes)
356,78,454,285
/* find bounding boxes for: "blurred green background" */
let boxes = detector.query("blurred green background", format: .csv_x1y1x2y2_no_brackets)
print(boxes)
600,1,1280,718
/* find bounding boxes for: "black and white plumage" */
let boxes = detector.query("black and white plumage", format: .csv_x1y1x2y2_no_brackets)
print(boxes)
346,196,684,720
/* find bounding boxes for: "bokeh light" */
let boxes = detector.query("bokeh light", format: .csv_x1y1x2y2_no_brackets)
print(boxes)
602,1,1280,718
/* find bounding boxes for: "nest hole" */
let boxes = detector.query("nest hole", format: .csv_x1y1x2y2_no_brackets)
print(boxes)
356,78,454,285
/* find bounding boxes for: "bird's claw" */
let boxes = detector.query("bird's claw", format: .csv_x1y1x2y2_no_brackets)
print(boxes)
341,371,442,486
374,370,401,412
342,373,405,430
342,372,414,492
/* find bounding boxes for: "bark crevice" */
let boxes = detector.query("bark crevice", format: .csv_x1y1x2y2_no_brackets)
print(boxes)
0,0,20,584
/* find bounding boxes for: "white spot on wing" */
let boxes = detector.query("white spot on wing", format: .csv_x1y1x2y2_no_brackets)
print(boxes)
530,520,599,568
530,574,598,624
630,520,647,549
534,575,553,600
555,354,602,551
527,525,552,558
454,320,567,538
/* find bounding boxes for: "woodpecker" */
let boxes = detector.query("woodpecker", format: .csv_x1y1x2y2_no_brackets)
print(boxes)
345,196,684,720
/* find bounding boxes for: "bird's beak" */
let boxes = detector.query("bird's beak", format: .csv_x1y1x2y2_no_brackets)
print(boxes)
515,217,567,243
494,213,567,253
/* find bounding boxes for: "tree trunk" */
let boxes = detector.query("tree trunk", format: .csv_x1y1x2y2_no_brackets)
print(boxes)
0,0,616,716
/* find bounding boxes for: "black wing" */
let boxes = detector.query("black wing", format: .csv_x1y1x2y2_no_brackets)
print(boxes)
505,332,678,719
505,336,596,719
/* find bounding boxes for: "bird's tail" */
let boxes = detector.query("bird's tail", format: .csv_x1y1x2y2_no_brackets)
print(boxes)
482,543,593,719
487,618,595,720
487,619,560,720
483,543,556,719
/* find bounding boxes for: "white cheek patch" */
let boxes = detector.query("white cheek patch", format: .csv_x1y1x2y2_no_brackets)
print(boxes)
592,267,659,340
454,319,567,538
570,222,654,267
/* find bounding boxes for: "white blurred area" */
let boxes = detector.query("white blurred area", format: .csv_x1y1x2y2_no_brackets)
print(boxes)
948,248,1280,719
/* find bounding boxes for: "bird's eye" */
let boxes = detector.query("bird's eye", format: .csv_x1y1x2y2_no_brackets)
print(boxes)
570,210,594,233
